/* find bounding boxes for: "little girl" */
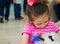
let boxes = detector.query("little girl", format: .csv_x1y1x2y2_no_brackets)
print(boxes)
20,0,60,44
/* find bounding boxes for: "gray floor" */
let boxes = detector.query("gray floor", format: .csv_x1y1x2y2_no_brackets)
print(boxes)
0,5,25,44
0,20,25,44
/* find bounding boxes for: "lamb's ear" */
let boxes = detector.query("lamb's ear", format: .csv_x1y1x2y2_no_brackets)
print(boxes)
48,35,54,41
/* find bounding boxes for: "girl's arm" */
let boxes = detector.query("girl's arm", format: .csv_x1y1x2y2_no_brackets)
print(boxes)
20,34,29,44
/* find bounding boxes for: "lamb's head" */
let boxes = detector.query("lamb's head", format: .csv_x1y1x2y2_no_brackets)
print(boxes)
40,32,60,44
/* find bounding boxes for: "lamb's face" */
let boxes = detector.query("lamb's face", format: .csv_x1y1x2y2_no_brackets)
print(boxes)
40,32,60,44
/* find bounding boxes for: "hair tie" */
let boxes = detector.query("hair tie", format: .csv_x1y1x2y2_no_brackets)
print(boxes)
27,0,37,6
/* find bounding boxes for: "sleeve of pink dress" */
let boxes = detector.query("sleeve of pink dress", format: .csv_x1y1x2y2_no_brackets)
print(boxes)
53,23,60,33
22,23,32,36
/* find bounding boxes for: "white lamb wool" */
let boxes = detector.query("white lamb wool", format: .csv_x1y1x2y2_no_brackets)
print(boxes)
41,32,60,44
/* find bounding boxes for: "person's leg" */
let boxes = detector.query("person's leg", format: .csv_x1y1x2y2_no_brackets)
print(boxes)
14,3,23,20
57,4,60,20
54,4,60,20
14,3,20,19
5,3,11,21
19,4,23,19
23,0,27,12
0,6,4,23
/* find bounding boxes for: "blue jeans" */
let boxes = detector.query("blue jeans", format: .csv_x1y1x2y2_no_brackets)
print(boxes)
23,0,27,12
5,3,11,20
0,7,4,17
0,2,11,20
14,4,21,19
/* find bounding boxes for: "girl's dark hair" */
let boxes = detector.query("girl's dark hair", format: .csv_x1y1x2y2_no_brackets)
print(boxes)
26,3,49,21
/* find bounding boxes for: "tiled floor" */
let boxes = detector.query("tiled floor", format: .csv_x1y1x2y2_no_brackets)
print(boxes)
0,16,25,44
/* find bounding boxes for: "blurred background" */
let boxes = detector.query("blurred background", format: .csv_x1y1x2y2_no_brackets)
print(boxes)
0,0,60,44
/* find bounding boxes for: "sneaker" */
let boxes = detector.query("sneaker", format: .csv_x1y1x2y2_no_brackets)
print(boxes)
19,16,24,20
0,18,3,23
15,18,20,20
15,16,24,20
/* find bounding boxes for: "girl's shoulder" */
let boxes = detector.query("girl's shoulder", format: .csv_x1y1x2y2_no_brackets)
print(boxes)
25,22,32,27
22,22,34,36
48,20,57,25
48,20,58,28
25,22,35,26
